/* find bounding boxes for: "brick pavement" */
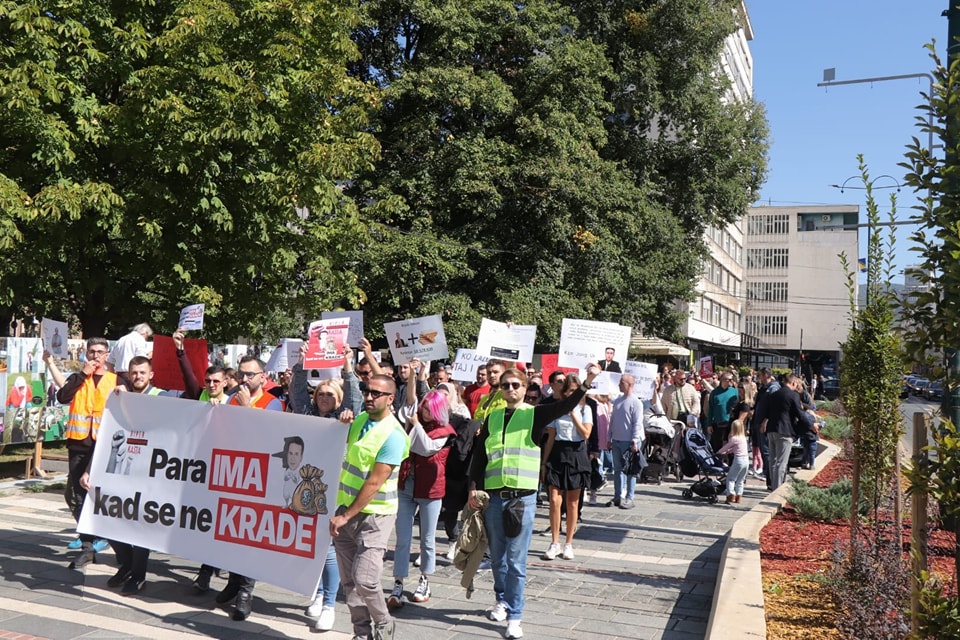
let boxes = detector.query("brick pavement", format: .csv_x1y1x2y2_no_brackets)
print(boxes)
0,472,772,640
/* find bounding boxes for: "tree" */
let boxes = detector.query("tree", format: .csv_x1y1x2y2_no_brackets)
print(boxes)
346,0,768,347
0,0,378,341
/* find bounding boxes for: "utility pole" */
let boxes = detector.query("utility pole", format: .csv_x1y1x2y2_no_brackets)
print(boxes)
944,2,960,427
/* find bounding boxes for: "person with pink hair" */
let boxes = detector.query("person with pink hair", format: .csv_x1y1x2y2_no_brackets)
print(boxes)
389,368,456,609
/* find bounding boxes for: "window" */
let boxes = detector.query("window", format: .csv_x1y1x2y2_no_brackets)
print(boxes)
747,281,789,302
746,248,789,269
747,214,789,236
745,315,788,337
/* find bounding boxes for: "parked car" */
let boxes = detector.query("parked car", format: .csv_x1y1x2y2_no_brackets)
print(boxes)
820,377,840,400
924,381,944,401
900,383,910,399
912,378,931,396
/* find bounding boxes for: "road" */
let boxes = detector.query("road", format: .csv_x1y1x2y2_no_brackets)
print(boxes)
899,393,940,459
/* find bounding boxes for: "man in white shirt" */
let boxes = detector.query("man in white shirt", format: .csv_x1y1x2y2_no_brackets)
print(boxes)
106,323,153,382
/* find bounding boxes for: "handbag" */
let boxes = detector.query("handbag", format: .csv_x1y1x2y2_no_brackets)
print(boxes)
622,448,648,477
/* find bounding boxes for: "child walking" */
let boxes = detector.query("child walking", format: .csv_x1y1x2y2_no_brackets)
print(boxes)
716,403,752,504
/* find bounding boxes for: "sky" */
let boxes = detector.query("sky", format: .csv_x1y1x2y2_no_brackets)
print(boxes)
748,1,948,283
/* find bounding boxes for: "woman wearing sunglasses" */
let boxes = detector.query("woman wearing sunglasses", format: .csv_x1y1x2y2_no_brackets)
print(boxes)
467,363,601,639
287,344,363,631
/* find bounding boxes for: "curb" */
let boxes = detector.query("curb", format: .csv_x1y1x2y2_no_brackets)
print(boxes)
704,439,842,640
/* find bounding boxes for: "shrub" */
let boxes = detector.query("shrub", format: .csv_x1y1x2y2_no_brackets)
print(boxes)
819,415,851,442
826,533,911,640
915,571,960,639
790,479,868,522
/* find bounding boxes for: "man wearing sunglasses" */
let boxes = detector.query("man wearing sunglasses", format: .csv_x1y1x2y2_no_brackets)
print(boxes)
330,374,409,640
467,363,601,639
214,355,284,621
43,338,124,570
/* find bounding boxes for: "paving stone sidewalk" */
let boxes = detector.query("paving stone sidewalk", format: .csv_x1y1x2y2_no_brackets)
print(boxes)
0,472,771,640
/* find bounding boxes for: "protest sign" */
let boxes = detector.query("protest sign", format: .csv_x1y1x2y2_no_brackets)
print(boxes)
151,335,208,393
41,318,69,359
178,304,205,331
624,361,659,400
322,311,364,348
384,315,448,365
538,354,579,380
474,319,536,363
698,356,714,377
589,371,621,395
304,319,350,369
265,339,303,373
78,393,346,596
451,349,490,383
557,319,632,370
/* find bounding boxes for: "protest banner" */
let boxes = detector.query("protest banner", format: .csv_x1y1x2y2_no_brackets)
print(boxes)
322,311,364,348
41,318,69,359
557,319,632,370
451,348,490,383
78,393,345,595
474,319,536,363
624,361,659,400
698,356,714,377
265,339,303,373
304,319,350,369
384,315,448,365
178,304,205,331
151,335,208,393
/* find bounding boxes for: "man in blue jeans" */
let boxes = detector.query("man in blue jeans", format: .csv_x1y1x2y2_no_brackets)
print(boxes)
608,374,644,509
469,364,600,639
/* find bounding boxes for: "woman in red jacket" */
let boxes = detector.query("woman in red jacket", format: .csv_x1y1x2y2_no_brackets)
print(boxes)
388,389,456,608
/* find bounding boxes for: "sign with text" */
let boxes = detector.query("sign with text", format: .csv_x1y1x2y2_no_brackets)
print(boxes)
451,349,490,383
557,319,631,371
78,393,346,596
151,335,208,393
265,339,303,373
624,361,659,400
322,311,364,348
698,356,714,377
304,319,350,369
178,304,205,331
474,319,536,363
384,315,448,365
41,318,69,359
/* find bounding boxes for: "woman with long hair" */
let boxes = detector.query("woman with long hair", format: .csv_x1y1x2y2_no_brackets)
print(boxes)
389,388,456,608
541,374,593,561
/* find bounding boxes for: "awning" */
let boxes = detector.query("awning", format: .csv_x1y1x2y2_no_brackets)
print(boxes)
629,335,690,357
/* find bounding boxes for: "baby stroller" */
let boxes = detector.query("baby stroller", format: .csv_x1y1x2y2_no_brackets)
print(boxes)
640,415,682,485
680,428,728,503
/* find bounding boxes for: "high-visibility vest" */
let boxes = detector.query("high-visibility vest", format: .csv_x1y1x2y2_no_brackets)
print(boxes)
229,390,283,411
474,389,506,422
484,405,540,490
146,387,163,396
337,413,410,515
65,372,119,441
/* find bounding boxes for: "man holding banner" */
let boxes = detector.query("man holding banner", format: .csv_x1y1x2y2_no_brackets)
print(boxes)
329,374,410,640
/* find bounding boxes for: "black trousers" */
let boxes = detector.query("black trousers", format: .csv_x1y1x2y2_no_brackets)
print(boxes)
66,446,95,543
112,542,150,580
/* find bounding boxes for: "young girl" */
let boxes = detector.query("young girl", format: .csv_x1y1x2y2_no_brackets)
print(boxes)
716,403,751,504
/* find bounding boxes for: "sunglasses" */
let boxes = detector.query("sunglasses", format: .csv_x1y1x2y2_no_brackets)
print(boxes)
362,388,392,399
525,394,540,402
499,381,523,390
237,370,261,379
356,370,373,377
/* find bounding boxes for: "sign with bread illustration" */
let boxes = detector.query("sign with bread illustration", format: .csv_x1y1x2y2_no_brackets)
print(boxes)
384,315,449,365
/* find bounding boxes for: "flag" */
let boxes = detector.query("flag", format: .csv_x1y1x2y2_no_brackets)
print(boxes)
857,258,867,273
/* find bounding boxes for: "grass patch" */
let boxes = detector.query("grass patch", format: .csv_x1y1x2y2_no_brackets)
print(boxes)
790,478,868,522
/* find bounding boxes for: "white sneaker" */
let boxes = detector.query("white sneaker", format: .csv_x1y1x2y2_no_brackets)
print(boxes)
488,601,508,622
445,541,457,561
387,580,404,609
541,543,560,560
505,620,523,639
413,553,421,567
561,543,575,560
411,575,431,603
313,605,335,631
588,491,598,505
305,596,324,618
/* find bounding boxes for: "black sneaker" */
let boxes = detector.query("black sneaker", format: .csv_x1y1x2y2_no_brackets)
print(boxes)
107,568,132,588
216,582,241,604
68,546,96,570
121,577,145,595
192,571,211,594
232,589,253,621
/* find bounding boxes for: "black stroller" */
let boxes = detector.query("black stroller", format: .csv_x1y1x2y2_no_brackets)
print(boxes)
640,416,682,485
680,428,728,503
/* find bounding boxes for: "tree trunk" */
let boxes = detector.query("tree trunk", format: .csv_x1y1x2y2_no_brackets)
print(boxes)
850,417,861,552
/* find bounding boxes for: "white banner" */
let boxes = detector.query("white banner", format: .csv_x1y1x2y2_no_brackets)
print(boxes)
178,304,205,331
624,360,659,400
474,319,536,363
557,319,632,370
41,318,69,358
78,393,346,596
322,311,364,348
384,315,448,365
451,348,490,383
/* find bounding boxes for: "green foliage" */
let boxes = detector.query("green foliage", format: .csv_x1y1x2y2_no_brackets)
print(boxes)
790,479,868,522
838,159,905,515
0,0,379,341
914,570,960,639
347,0,768,347
819,415,851,442
817,399,845,416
